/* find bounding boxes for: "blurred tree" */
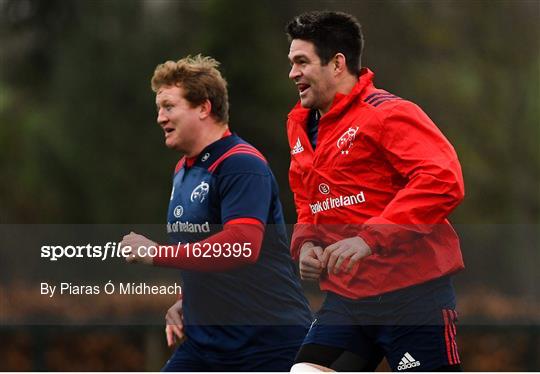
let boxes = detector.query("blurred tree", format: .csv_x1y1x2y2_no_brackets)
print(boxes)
1,0,538,224
0,0,538,297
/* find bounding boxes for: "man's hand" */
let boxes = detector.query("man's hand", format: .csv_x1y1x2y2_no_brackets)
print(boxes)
321,237,372,274
122,232,156,265
299,242,324,281
165,296,186,348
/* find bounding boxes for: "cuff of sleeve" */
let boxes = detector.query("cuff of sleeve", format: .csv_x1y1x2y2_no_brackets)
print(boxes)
358,230,384,256
291,229,318,261
298,238,320,252
152,245,180,268
291,237,318,261
153,254,168,267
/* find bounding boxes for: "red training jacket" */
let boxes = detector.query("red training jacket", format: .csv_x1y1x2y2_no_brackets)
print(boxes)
287,68,465,299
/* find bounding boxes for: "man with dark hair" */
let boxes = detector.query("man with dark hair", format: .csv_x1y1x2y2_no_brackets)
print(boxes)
285,11,465,372
285,10,363,75
123,55,311,371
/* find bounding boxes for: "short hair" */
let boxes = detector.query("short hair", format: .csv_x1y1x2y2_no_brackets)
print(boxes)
151,54,229,124
285,11,364,76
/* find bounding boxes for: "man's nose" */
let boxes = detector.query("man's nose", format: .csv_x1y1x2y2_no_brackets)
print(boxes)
157,109,167,125
289,64,301,80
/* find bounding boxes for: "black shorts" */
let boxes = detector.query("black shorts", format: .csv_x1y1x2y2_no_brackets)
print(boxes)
299,277,461,371
163,338,301,372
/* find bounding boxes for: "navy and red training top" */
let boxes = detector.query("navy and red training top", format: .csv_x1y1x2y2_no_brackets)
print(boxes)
156,133,311,355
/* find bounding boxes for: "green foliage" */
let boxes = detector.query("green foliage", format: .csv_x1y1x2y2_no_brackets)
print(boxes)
0,0,538,225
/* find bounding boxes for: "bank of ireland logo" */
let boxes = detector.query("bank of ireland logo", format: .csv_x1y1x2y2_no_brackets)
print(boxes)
336,126,359,154
190,181,210,203
318,183,330,195
173,205,184,218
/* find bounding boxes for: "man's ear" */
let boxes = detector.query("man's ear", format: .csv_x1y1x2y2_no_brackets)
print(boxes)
333,53,347,76
199,99,212,120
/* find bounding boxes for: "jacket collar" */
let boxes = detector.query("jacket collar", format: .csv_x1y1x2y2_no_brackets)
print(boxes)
287,68,375,125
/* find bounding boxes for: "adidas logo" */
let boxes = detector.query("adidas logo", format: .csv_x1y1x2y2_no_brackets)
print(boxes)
291,137,304,155
397,352,421,371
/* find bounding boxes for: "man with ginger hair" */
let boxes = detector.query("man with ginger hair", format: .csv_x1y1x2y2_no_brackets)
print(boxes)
122,55,310,371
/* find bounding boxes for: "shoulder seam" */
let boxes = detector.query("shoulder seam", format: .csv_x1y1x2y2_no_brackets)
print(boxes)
217,170,271,178
208,144,267,174
363,91,403,108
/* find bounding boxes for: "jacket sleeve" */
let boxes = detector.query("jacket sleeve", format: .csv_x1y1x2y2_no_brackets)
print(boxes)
153,220,264,272
359,101,465,254
288,145,318,261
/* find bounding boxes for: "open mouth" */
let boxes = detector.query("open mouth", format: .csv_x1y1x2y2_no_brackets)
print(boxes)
297,83,310,95
164,127,175,135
